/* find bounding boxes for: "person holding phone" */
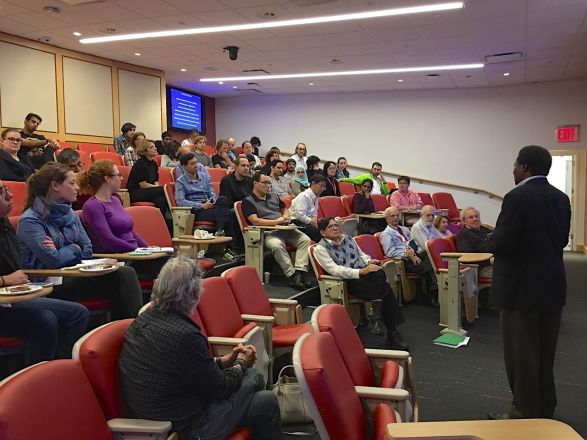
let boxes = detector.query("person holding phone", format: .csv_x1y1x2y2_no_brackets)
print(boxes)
175,153,230,236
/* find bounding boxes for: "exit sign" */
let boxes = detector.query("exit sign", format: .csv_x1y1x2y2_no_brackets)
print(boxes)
556,125,580,143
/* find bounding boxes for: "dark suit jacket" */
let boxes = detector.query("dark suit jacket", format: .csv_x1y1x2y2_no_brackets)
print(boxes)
487,177,570,310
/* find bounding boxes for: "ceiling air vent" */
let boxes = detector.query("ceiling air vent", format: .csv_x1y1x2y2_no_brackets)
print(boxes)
484,52,524,64
234,88,264,95
292,0,338,6
61,0,107,5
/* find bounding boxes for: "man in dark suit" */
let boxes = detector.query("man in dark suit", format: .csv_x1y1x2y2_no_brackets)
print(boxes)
487,145,570,420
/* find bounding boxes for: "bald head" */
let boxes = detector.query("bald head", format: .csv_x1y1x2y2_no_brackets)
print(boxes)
384,206,400,227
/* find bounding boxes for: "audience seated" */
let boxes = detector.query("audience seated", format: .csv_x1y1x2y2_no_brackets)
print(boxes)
160,140,181,168
305,155,321,181
57,148,89,210
352,178,386,234
289,142,307,169
335,156,350,179
119,255,283,440
259,147,281,175
410,205,441,254
175,153,230,236
19,113,58,169
124,131,144,166
290,174,326,242
79,160,148,253
340,161,389,195
268,159,294,201
0,179,88,366
242,141,261,167
290,166,309,196
226,137,238,162
212,138,234,170
250,136,262,157
113,122,136,156
181,128,199,148
0,128,35,182
126,138,169,221
434,214,452,237
283,158,296,183
455,207,493,279
321,161,341,197
243,172,312,290
388,176,423,211
17,163,143,318
313,217,408,350
154,130,173,155
193,135,213,167
380,207,437,303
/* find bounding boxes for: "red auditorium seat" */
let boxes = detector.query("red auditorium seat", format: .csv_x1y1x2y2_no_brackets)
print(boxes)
163,182,216,234
418,192,434,206
77,143,109,153
153,155,162,166
4,181,26,217
317,196,358,236
206,166,228,182
338,181,355,196
340,194,354,216
432,192,460,222
371,193,390,212
90,151,123,165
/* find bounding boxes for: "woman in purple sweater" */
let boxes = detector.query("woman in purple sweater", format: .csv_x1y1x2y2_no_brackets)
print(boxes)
79,160,148,253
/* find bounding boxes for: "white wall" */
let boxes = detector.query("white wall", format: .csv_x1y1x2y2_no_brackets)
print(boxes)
216,80,587,226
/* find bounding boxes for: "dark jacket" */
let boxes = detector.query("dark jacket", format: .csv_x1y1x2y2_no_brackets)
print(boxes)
487,178,570,310
0,149,35,182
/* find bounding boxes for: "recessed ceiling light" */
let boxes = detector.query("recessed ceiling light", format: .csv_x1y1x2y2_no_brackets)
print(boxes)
503,72,510,76
233,86,238,89
218,81,224,84
200,63,484,82
73,32,82,37
308,82,314,86
134,52,141,56
397,79,404,82
80,2,464,44
180,68,187,72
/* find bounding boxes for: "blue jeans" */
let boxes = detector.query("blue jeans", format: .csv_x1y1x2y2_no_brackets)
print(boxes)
0,298,89,365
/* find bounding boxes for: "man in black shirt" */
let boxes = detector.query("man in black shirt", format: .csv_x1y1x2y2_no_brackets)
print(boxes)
220,157,253,255
0,180,88,365
455,207,493,279
119,255,282,440
19,112,58,169
155,131,173,155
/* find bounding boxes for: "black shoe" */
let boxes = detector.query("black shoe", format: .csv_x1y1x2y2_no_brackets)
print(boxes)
385,330,409,351
369,316,385,335
303,277,318,289
288,271,306,291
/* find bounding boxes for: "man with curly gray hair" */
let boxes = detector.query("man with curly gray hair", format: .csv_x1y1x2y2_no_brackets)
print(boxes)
119,255,283,439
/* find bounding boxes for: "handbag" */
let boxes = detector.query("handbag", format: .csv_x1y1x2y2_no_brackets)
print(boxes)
272,365,312,424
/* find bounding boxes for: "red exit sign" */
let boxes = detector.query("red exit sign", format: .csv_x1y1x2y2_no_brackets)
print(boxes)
556,125,580,143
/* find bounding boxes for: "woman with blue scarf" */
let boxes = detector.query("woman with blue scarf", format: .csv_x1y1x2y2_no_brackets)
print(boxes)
18,162,143,318
290,165,309,197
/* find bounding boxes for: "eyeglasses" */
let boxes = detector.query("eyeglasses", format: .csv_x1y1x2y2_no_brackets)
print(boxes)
324,223,339,231
2,137,22,144
257,180,271,186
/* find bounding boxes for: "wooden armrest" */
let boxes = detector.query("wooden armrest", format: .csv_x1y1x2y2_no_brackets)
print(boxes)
365,348,410,360
241,314,275,324
355,386,409,401
171,206,192,211
107,418,171,434
207,336,246,346
439,267,472,274
269,298,299,306
320,275,344,281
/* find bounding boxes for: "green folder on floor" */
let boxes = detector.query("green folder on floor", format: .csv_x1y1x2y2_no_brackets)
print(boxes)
433,333,470,348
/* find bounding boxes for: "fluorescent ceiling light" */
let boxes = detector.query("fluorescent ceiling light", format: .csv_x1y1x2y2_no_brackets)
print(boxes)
80,2,463,44
200,63,484,82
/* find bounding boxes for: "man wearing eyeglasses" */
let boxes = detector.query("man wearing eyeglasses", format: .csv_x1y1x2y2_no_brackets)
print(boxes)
0,180,89,366
19,113,58,170
314,216,408,351
242,172,312,291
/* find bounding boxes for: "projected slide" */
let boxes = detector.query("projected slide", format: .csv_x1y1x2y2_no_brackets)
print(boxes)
169,88,202,131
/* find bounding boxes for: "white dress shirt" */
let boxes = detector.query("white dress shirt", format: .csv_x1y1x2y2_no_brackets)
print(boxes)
289,154,307,169
290,188,318,224
411,218,441,253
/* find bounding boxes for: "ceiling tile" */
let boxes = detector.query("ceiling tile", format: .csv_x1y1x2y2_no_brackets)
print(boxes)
163,0,227,14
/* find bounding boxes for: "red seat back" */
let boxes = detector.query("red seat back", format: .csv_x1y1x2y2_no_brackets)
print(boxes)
78,143,109,153
234,147,244,155
338,181,355,196
340,195,353,216
77,150,91,171
418,192,434,206
313,304,374,386
4,181,26,217
212,181,220,196
426,237,455,272
163,183,177,209
317,196,347,219
297,332,369,440
117,166,131,189
309,245,326,280
204,145,215,156
90,151,123,166
158,167,173,186
223,266,273,317
206,167,228,182
234,201,250,232
153,155,162,166
126,206,173,247
432,192,459,222
387,182,396,191
371,194,389,212
0,360,112,440
197,277,246,338
76,319,133,419
354,234,385,260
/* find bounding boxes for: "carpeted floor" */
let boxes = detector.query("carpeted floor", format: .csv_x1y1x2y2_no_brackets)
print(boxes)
282,252,587,438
